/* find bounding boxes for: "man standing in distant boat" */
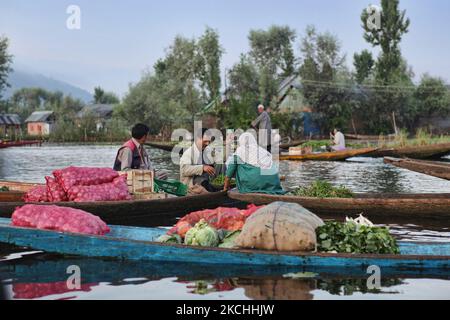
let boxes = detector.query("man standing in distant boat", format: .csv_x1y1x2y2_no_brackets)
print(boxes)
330,128,346,151
113,123,167,179
251,104,272,152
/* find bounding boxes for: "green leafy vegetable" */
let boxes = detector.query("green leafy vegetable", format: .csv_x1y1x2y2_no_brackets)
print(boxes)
218,230,241,248
316,221,400,254
0,186,10,192
184,219,220,247
292,180,353,198
156,234,182,244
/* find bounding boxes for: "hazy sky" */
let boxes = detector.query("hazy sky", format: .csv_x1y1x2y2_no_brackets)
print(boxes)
1,0,450,96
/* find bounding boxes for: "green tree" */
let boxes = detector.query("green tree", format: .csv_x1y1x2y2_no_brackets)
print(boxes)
353,50,375,84
361,0,412,133
248,25,297,106
414,75,450,118
298,25,349,132
361,0,410,84
93,86,120,104
197,27,224,102
0,36,13,100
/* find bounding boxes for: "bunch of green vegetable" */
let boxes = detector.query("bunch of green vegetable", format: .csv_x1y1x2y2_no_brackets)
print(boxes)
210,175,236,188
300,140,330,150
0,186,10,192
184,220,220,247
292,180,353,198
316,221,400,254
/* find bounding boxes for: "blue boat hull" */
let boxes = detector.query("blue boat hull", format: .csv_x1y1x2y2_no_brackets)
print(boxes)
0,218,449,270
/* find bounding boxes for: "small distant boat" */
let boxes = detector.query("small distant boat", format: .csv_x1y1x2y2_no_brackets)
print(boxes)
384,157,450,181
366,143,450,159
279,147,377,161
227,191,450,221
0,218,448,269
0,140,42,149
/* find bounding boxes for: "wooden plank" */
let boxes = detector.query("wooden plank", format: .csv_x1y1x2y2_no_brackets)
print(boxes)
227,191,450,221
366,143,450,159
279,148,377,161
0,218,448,269
385,157,450,181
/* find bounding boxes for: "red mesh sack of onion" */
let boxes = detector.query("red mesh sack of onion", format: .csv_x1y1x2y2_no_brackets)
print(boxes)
23,186,48,203
53,167,119,192
67,175,131,202
12,204,110,235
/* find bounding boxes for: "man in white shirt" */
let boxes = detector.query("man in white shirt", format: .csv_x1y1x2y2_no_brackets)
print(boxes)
179,128,222,191
331,128,346,151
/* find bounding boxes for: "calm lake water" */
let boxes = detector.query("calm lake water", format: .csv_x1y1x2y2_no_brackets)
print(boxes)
0,144,449,300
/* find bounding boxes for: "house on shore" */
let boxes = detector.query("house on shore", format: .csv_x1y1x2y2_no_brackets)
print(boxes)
76,104,114,131
0,113,22,138
25,111,55,136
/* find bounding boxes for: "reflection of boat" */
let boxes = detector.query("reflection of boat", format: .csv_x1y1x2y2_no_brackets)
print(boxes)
227,191,450,221
384,157,450,181
366,143,450,159
279,148,377,161
0,180,244,227
0,218,448,270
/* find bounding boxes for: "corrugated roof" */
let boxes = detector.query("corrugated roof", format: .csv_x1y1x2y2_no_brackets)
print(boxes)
25,111,54,123
77,104,114,118
0,114,21,125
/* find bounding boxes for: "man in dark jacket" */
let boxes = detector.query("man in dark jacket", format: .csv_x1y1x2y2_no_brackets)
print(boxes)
114,123,167,179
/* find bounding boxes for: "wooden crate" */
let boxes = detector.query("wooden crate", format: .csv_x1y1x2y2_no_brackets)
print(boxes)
119,170,154,194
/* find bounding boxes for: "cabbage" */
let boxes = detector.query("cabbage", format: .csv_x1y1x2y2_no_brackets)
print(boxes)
184,219,219,247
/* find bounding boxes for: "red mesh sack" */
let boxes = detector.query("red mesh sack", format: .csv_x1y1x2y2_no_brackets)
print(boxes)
67,175,131,202
53,167,119,192
12,204,110,235
168,204,263,237
46,176,68,202
24,186,48,203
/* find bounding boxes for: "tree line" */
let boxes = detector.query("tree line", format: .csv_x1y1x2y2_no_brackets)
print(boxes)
1,0,449,140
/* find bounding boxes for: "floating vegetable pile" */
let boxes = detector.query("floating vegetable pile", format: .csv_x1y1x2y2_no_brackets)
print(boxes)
316,217,399,254
292,180,353,198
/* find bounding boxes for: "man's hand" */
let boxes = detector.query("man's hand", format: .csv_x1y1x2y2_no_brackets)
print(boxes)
223,176,231,191
203,165,216,176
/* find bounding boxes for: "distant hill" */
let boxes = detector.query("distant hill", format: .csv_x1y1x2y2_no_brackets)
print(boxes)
4,69,93,103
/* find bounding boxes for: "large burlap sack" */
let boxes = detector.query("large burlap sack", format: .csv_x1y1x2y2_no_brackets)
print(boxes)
235,202,324,252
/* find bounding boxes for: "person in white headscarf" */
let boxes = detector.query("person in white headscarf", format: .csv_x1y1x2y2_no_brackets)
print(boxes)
223,132,285,194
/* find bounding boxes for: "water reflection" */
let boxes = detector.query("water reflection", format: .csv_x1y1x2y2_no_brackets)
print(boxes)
1,250,449,300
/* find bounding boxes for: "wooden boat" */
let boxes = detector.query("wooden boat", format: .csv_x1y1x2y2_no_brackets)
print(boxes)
227,191,450,222
279,147,377,161
384,157,450,181
345,134,395,141
365,142,450,159
0,140,42,149
145,141,178,152
146,140,306,152
0,218,448,269
0,180,246,227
